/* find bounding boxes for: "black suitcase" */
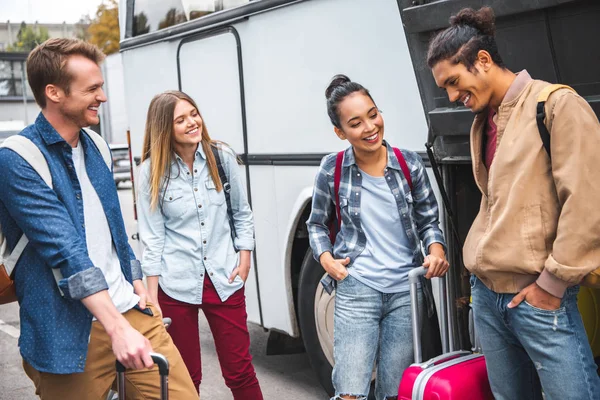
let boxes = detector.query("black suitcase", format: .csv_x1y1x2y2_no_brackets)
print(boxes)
115,352,169,400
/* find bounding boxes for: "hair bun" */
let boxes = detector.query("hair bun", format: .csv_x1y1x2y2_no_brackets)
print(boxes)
450,6,496,37
325,74,351,99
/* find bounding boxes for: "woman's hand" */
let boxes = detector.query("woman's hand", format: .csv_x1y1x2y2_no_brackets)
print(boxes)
145,276,162,317
320,252,350,281
229,250,252,283
423,243,449,279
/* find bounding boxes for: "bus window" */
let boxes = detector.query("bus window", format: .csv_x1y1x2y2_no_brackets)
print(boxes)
132,0,251,37
132,0,186,36
185,0,251,20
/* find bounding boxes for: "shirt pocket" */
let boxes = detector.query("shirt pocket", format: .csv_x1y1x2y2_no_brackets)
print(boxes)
161,188,187,219
205,178,225,206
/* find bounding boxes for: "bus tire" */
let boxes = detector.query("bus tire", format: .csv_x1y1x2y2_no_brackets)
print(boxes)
298,248,335,396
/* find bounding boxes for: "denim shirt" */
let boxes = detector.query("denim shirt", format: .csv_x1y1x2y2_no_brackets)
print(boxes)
306,142,446,293
137,144,254,304
0,113,142,374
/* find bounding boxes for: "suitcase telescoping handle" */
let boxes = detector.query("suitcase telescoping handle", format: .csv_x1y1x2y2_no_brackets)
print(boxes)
409,266,452,363
116,352,169,400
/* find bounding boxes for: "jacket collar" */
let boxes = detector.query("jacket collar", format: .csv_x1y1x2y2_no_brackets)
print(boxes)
35,112,70,146
470,70,535,196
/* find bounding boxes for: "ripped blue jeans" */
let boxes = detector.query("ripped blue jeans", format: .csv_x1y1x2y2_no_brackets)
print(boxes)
332,274,422,400
470,275,600,400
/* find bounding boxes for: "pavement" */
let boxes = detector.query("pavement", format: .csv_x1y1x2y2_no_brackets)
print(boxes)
0,183,326,400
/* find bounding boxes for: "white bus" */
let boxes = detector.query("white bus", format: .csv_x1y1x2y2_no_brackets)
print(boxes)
118,0,439,393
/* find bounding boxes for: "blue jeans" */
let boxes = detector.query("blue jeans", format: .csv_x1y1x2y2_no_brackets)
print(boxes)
332,274,422,400
470,275,600,400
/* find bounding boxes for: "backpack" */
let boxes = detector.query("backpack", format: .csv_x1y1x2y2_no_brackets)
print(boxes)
328,147,413,243
536,84,600,288
0,129,112,304
210,145,237,251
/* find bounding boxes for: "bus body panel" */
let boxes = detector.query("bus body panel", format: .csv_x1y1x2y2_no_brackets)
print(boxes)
120,0,430,337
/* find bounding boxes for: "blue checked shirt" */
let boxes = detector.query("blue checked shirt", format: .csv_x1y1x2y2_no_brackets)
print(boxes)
306,142,446,293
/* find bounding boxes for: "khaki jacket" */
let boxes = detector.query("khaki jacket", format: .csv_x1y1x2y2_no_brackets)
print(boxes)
463,77,600,297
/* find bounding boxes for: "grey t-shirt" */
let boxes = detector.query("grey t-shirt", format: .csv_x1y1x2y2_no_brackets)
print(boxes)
348,169,416,293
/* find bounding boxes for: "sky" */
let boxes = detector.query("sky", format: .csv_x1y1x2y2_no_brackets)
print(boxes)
1,0,106,24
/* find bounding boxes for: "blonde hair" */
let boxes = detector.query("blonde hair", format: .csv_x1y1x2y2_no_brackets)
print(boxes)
26,38,105,108
141,90,223,210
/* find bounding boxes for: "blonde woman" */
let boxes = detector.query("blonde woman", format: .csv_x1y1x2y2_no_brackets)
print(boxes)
137,90,263,399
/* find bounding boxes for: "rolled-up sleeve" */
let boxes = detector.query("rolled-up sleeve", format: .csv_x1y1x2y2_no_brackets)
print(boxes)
137,163,166,277
0,148,108,300
306,155,335,261
411,153,446,253
223,150,254,251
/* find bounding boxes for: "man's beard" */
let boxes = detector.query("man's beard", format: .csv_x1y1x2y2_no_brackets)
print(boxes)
60,104,96,129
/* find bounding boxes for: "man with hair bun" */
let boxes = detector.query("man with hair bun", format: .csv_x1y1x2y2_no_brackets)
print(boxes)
428,6,600,400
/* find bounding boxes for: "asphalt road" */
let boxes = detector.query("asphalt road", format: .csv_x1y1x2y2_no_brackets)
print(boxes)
0,183,327,400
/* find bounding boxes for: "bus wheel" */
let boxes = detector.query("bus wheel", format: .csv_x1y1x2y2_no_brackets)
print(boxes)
298,248,335,396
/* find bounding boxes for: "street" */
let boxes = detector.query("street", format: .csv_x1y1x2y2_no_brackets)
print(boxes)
0,184,326,400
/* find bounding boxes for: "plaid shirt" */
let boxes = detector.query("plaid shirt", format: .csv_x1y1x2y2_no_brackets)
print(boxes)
306,141,446,292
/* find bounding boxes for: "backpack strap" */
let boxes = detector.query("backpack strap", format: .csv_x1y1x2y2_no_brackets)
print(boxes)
333,151,344,232
83,128,112,170
0,136,64,294
392,147,413,192
210,145,237,249
1,136,53,276
327,151,344,244
536,84,575,160
1,136,52,187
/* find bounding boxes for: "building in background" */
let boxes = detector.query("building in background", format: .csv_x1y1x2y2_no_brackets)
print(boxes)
0,21,88,51
0,51,36,125
0,20,135,144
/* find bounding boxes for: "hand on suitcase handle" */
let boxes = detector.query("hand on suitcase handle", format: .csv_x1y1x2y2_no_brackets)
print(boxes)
116,353,170,399
116,352,170,375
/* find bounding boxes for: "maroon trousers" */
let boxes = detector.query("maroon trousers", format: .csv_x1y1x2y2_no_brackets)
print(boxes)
158,277,263,400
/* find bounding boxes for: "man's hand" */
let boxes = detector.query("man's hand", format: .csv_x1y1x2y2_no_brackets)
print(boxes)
229,250,251,283
109,321,155,370
423,243,449,279
508,282,562,311
320,252,350,281
81,290,155,370
133,280,148,310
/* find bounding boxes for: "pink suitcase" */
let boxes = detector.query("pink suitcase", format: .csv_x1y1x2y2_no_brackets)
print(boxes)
398,267,493,400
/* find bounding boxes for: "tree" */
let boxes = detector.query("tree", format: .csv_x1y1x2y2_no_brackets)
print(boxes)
7,22,50,52
158,8,187,30
88,0,120,55
75,15,92,42
133,12,150,36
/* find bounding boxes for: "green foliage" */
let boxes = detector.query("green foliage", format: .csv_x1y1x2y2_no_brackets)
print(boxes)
7,22,50,52
88,0,120,55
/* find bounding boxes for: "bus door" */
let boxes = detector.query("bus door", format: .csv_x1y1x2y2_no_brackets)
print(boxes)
177,28,262,325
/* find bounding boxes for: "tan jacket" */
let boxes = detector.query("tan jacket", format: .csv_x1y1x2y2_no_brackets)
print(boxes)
463,75,600,297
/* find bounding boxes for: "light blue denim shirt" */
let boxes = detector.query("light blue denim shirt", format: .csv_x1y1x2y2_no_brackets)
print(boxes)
137,144,254,303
